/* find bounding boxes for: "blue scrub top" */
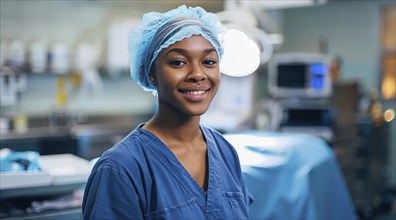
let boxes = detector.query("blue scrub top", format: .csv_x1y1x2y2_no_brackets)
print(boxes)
82,124,253,220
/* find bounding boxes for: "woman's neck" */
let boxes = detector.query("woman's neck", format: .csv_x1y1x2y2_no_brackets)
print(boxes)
144,110,202,145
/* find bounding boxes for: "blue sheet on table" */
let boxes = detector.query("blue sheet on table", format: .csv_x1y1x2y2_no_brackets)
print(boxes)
225,131,357,220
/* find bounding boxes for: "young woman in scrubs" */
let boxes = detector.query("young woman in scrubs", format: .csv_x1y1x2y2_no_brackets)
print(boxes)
82,5,253,219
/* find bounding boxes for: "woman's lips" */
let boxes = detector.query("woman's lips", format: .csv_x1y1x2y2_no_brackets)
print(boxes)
179,87,211,101
181,89,208,95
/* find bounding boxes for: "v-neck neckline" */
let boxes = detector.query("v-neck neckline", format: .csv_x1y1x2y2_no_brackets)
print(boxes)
137,124,222,213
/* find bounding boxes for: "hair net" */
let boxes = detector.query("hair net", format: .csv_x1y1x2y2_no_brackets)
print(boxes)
128,5,225,92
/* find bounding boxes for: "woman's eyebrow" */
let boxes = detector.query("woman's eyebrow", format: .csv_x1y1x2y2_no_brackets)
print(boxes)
202,48,217,54
165,48,217,56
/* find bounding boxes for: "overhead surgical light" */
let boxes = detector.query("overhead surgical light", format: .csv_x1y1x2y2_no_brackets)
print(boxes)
217,9,274,77
224,0,327,10
220,29,261,77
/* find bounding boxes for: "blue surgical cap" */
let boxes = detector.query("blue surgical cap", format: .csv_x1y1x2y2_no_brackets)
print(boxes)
128,5,225,92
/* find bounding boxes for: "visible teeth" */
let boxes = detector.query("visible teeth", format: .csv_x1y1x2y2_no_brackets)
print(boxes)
185,90,205,95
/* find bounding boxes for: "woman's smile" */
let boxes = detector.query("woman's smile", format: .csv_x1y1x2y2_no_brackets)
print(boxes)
179,87,212,102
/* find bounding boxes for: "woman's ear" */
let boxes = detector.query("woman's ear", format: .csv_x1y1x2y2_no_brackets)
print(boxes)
149,64,157,85
149,74,157,85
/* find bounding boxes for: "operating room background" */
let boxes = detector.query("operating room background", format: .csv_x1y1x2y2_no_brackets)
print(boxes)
0,1,389,114
1,0,395,215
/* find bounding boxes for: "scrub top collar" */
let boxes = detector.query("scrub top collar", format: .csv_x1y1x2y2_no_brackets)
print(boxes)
136,123,223,213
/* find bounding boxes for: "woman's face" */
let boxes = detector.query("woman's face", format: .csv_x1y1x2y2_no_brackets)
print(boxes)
152,35,221,117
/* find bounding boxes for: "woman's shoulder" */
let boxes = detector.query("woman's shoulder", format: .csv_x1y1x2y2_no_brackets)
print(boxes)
104,128,145,155
91,127,151,175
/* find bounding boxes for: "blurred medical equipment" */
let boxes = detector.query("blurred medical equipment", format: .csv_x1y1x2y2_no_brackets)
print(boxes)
0,39,10,68
0,68,18,107
236,99,335,142
263,53,335,141
268,52,333,98
26,189,83,214
27,39,47,74
225,131,357,219
48,41,70,75
74,32,103,96
263,52,391,219
0,117,11,134
0,148,41,172
0,66,27,107
0,152,91,190
107,18,139,78
277,99,334,142
0,152,91,218
202,74,256,132
8,39,26,70
47,75,69,128
231,52,336,140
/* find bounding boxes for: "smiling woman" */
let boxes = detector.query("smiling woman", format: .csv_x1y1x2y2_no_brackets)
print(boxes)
82,5,253,220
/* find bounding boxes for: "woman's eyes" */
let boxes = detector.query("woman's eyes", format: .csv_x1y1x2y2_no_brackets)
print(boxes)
203,59,217,66
169,60,186,67
170,60,217,66
168,59,218,67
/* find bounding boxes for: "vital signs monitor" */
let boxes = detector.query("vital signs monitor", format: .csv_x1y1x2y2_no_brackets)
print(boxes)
268,53,333,98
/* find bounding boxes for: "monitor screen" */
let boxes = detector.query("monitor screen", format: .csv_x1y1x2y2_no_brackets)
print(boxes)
277,64,306,88
284,109,332,126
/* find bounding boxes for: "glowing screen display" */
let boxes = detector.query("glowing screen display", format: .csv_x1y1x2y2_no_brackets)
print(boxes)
277,64,306,88
310,63,327,75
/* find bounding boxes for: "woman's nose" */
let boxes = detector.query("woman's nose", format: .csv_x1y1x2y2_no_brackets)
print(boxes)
186,64,207,82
